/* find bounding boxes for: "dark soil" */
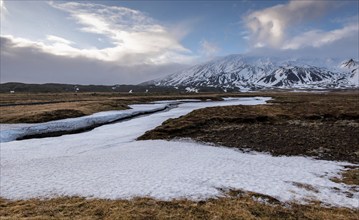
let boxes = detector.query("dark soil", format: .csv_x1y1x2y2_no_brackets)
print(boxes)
139,93,359,163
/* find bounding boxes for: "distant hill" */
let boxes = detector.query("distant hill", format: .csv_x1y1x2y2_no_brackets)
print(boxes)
0,83,113,93
0,82,226,93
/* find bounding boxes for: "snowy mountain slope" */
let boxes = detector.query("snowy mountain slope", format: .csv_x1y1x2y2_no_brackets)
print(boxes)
151,55,358,90
339,59,359,86
256,66,337,88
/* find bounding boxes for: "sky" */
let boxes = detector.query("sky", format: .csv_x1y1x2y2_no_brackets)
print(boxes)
1,0,358,85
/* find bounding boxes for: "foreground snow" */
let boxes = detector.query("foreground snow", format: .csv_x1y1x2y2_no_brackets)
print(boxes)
1,97,358,208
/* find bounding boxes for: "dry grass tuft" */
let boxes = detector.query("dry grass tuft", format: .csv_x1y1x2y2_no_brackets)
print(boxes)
291,183,319,193
332,167,359,186
1,193,358,220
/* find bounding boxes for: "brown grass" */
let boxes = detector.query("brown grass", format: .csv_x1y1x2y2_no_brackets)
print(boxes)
0,100,129,123
1,192,358,220
4,91,356,123
0,93,127,123
332,167,359,186
139,92,359,163
0,92,226,123
291,183,320,193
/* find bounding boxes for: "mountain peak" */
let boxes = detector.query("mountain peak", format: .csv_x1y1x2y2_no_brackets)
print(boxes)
341,59,358,69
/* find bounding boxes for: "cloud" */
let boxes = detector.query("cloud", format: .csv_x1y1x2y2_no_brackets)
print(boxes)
243,0,358,59
49,1,195,65
0,36,189,84
282,23,359,50
3,1,196,66
331,15,359,25
3,34,85,58
0,0,8,18
199,40,220,57
244,0,336,48
0,1,200,84
0,0,6,10
247,32,359,60
46,35,74,45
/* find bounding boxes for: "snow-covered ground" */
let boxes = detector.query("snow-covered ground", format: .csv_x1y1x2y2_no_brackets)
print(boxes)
0,99,206,143
1,97,358,208
0,103,169,143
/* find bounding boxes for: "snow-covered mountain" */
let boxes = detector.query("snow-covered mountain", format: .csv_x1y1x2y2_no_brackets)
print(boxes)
339,59,359,87
149,55,358,90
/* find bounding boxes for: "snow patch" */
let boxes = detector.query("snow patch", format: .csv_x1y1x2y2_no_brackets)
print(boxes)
0,103,169,143
185,87,199,93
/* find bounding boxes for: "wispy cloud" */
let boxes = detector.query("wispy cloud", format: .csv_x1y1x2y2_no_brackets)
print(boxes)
331,15,359,25
0,0,8,18
243,0,358,59
46,35,74,45
199,40,220,57
1,1,199,84
244,0,336,48
0,0,6,10
4,1,196,65
282,23,358,50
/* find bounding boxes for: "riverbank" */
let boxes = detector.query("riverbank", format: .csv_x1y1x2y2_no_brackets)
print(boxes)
0,93,225,123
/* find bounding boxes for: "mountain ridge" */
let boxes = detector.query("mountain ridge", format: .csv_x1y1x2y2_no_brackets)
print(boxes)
147,55,359,90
